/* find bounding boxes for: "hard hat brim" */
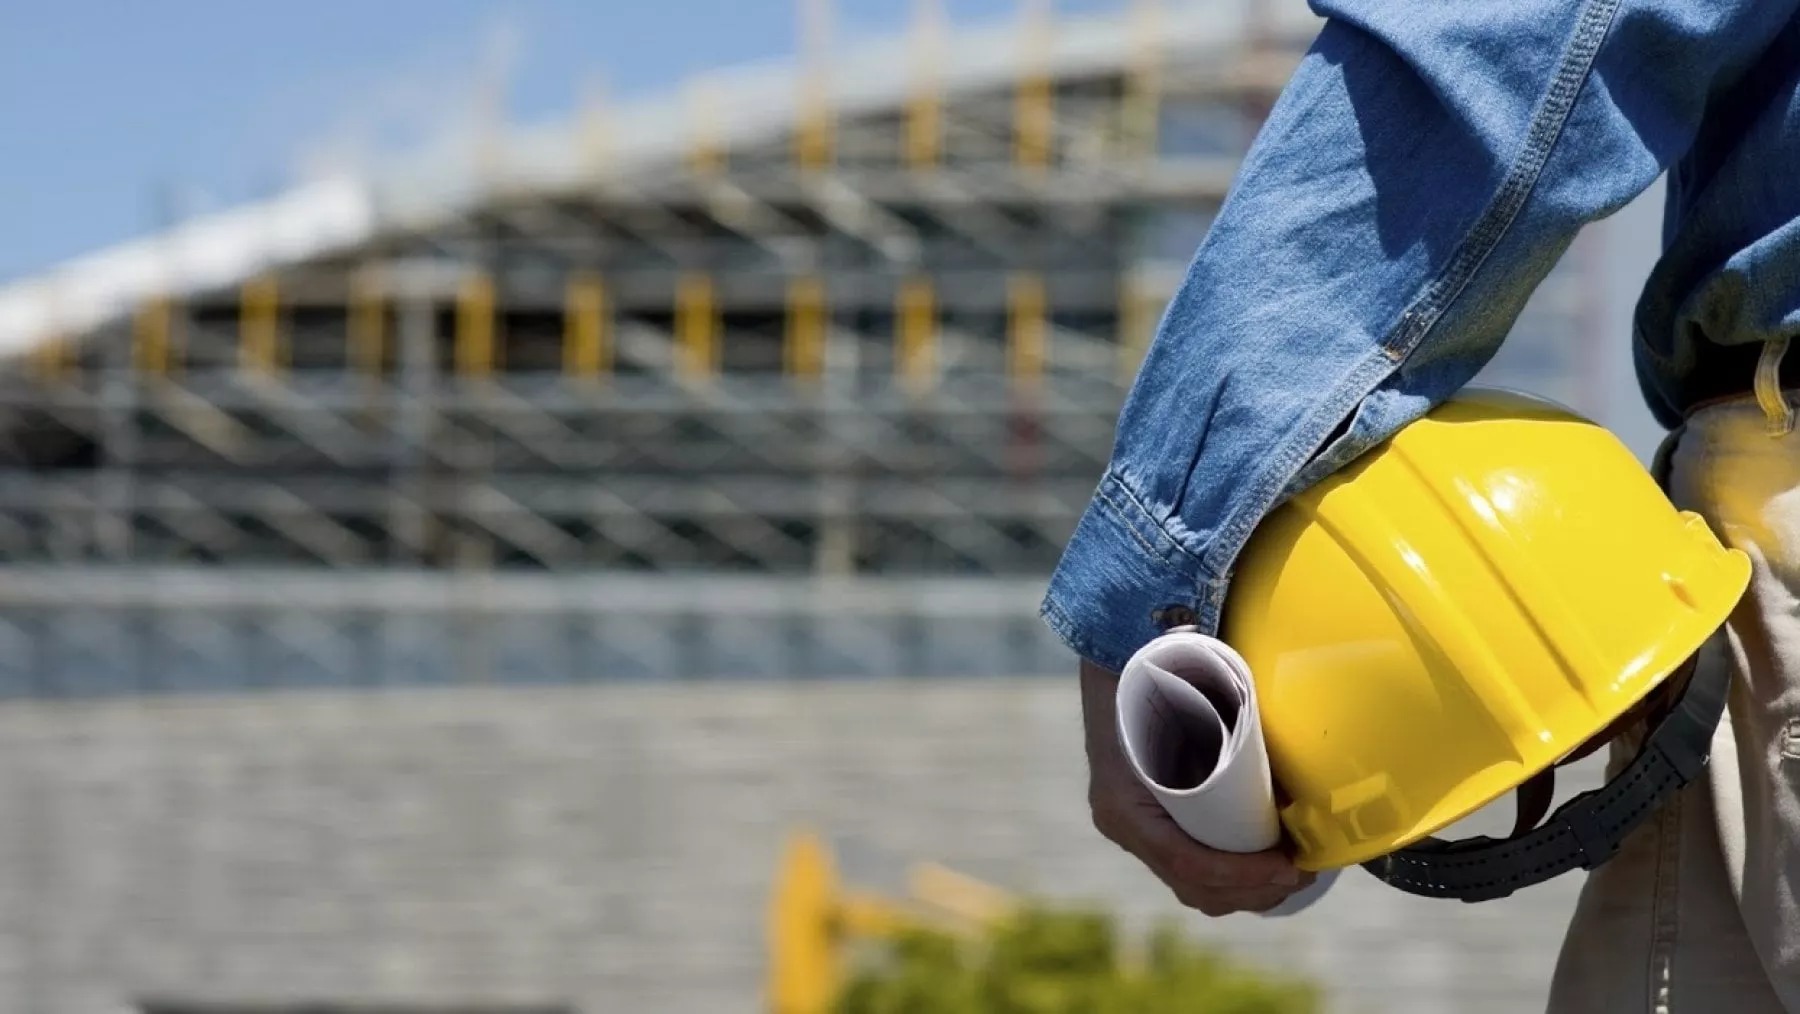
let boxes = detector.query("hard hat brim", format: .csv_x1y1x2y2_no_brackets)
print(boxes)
1291,540,1749,872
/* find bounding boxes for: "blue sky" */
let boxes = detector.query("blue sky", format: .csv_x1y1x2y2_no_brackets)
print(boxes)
0,0,1120,282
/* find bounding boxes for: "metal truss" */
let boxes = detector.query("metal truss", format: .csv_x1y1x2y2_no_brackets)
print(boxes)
0,18,1601,687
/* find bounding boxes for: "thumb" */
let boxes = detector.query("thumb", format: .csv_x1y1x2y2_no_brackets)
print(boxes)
1125,801,1307,888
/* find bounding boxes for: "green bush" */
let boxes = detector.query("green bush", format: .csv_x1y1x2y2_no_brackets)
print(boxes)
835,904,1319,1014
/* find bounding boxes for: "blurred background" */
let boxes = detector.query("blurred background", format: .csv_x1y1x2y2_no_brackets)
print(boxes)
0,1,1666,1011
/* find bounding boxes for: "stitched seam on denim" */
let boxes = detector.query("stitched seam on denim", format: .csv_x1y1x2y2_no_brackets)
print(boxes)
1049,478,1205,666
1039,592,1146,673
1092,485,1170,566
1193,351,1401,635
1098,472,1206,573
1379,0,1624,362
1037,595,1094,663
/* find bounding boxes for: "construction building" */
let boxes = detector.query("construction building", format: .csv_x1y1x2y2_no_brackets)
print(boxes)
0,0,1606,690
0,3,1613,1012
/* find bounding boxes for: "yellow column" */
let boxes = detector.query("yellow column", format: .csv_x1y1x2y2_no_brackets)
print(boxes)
796,0,835,173
1125,0,1163,159
240,277,281,374
32,338,71,382
349,270,386,378
687,78,727,177
785,276,827,382
895,276,937,393
456,273,497,378
565,273,611,380
905,0,944,171
135,294,176,376
579,76,611,180
1015,0,1054,172
1008,273,1047,387
676,273,719,381
1118,271,1158,383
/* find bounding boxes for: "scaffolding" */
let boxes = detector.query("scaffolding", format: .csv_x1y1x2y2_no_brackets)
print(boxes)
0,1,1598,690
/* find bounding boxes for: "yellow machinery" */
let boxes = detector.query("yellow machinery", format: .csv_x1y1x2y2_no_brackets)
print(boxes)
766,830,1016,1014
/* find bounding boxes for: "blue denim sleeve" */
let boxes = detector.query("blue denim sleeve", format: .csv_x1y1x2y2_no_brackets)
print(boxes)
1042,0,1800,673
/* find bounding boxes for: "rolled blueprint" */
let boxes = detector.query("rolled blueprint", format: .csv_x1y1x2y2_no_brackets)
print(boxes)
1115,628,1338,917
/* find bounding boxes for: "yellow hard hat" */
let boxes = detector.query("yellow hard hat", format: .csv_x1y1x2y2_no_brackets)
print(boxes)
1221,388,1750,900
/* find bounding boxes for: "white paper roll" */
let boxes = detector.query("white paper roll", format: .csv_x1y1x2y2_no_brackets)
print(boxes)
1115,628,1338,917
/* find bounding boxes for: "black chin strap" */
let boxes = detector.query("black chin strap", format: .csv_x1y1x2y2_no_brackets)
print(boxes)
1361,659,1728,903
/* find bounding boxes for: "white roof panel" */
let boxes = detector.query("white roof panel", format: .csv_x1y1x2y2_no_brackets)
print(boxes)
0,2,1319,360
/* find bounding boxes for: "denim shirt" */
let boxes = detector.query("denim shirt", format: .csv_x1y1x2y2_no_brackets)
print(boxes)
1042,0,1800,674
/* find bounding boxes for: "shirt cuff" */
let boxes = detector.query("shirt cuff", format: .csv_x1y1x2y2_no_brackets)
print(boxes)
1038,471,1211,675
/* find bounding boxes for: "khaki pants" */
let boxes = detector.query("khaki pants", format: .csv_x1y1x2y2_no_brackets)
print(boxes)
1548,386,1800,1013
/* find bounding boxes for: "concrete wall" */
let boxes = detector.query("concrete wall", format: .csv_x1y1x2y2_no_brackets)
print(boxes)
0,680,1595,1014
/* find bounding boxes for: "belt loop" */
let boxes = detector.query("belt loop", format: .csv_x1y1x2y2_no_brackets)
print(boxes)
1755,338,1794,437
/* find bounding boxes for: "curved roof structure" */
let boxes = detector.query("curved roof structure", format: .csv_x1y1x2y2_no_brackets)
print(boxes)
0,2,1319,361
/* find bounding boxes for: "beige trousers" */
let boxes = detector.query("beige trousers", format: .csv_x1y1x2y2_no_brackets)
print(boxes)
1548,384,1800,1013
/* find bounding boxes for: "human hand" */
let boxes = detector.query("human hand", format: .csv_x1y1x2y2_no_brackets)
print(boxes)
1079,657,1314,916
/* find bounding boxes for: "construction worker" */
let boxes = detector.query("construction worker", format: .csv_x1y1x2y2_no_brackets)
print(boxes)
1044,1,1800,1010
